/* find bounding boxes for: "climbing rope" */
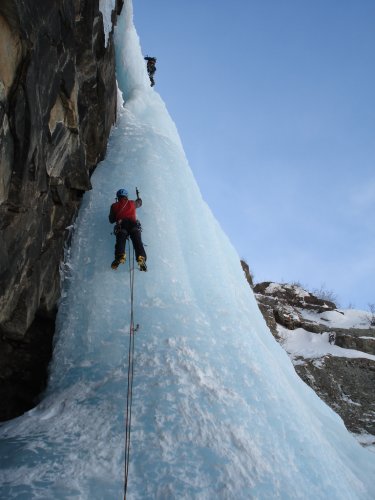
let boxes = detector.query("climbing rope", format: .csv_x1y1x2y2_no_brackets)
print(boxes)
123,240,138,500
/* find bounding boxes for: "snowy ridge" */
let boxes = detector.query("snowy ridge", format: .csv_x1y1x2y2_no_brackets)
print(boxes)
0,1,375,498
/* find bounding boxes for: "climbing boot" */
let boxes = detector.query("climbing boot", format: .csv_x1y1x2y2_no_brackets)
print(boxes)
137,256,147,272
111,253,126,270
111,259,120,270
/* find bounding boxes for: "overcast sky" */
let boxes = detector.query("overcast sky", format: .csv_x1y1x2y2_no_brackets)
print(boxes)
133,0,375,310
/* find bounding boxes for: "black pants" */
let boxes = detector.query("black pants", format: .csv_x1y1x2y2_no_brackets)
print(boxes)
114,219,147,261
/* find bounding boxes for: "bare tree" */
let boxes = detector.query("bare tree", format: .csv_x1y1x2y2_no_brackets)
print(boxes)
368,303,375,327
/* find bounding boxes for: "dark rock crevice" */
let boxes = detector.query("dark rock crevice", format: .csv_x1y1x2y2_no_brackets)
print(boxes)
0,313,55,422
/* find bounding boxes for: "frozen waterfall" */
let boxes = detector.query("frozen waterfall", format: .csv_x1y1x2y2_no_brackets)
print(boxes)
0,1,374,498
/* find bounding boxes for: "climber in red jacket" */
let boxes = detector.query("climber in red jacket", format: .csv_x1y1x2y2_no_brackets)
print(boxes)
109,188,147,271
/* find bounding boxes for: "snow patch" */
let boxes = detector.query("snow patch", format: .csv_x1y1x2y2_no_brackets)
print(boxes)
299,307,373,329
278,325,375,362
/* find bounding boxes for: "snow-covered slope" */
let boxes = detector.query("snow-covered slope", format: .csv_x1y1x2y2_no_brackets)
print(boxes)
0,1,375,498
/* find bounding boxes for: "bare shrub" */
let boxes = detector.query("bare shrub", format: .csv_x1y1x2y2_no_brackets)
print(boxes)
312,283,339,306
368,303,375,327
290,280,305,288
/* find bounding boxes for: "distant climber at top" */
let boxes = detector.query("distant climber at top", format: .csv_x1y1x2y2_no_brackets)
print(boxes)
144,56,156,87
109,188,147,271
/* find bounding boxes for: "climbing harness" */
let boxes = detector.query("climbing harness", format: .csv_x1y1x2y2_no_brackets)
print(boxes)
123,240,139,499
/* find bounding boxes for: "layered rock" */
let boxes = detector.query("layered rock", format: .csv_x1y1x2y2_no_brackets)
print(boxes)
0,0,123,420
296,357,375,435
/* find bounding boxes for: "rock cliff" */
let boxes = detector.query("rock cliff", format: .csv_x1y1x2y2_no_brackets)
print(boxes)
0,0,123,420
250,277,375,444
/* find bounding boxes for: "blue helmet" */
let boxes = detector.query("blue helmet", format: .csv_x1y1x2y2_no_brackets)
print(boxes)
116,188,128,198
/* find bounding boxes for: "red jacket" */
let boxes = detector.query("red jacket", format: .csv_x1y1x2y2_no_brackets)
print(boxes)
109,198,142,223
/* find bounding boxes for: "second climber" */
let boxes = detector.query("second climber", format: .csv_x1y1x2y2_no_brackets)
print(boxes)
144,56,156,87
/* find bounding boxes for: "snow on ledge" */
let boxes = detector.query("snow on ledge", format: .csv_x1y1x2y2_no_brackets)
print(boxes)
277,325,375,362
298,307,373,329
264,282,310,299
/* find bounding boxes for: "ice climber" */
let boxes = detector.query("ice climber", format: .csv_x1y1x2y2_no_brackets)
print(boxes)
109,188,147,271
144,56,156,87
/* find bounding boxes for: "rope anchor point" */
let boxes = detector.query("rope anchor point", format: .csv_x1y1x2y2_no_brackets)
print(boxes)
131,324,139,334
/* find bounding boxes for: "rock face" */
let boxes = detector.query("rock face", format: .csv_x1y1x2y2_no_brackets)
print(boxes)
253,281,375,441
0,0,123,420
296,357,375,435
